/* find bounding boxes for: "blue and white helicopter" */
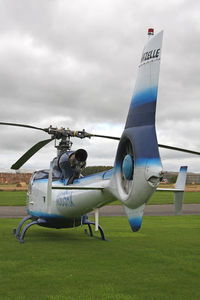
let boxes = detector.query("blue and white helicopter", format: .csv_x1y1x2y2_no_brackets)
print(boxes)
1,29,200,243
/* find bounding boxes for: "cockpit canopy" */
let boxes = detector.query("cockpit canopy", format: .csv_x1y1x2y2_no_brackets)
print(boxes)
33,149,88,184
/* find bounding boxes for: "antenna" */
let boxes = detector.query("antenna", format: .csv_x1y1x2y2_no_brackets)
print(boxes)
148,28,154,38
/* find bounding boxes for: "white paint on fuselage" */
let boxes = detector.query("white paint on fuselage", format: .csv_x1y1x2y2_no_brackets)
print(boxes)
27,171,116,218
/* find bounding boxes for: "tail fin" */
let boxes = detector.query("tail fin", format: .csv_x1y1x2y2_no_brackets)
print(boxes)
125,31,163,129
123,204,145,232
110,30,163,214
157,166,188,215
109,30,163,233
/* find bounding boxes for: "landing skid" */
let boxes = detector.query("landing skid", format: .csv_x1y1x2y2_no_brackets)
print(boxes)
13,215,32,238
83,220,109,241
13,216,45,243
13,216,108,243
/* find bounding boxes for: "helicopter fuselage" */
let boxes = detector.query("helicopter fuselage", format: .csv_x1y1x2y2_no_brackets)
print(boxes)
27,169,115,228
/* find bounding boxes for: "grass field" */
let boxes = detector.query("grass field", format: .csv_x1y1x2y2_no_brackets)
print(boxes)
0,191,27,206
149,191,200,204
0,190,200,206
0,216,200,299
110,191,200,206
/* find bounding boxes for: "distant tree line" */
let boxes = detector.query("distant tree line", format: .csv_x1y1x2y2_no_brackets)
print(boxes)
82,166,112,176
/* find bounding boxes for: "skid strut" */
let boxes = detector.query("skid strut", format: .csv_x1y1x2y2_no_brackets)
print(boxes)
13,215,32,238
83,220,107,241
13,216,46,243
13,216,108,243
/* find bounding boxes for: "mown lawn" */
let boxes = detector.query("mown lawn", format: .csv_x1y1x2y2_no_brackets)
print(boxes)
0,191,27,206
149,191,200,204
0,190,200,206
111,191,200,206
0,216,200,299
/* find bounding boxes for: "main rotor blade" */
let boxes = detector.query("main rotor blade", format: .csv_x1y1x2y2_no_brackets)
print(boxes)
158,144,200,156
11,138,54,170
0,122,46,132
90,133,120,140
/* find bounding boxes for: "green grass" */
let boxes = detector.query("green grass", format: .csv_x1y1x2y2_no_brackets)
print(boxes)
0,216,200,299
0,191,27,206
111,191,200,206
0,191,200,206
149,191,200,205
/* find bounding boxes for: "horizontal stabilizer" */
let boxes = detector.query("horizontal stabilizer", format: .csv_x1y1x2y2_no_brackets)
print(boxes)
157,188,184,192
157,166,187,215
52,186,104,191
174,166,188,189
123,204,145,232
174,166,187,215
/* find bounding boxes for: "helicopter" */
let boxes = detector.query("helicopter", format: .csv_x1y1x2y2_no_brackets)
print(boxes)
1,29,200,243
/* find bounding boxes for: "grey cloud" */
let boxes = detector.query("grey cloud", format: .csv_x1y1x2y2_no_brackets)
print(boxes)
0,0,200,172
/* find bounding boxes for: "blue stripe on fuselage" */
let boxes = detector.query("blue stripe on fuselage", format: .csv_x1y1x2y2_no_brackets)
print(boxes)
128,217,142,232
132,86,157,107
135,157,162,167
27,210,67,219
180,166,187,173
123,126,160,159
27,209,88,228
33,169,113,185
125,87,158,128
126,101,156,128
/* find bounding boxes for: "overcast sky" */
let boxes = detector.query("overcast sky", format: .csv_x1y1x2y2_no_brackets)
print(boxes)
0,0,200,173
